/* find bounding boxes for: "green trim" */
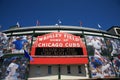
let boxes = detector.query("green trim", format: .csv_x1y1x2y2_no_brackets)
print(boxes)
82,32,92,78
58,64,61,79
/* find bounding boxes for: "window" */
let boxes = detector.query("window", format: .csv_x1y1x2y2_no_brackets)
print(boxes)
67,66,71,74
78,65,82,74
36,66,40,75
48,66,52,74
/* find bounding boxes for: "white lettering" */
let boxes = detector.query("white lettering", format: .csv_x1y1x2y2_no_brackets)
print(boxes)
38,38,43,41
65,43,80,47
39,33,62,41
50,39,61,41
64,34,80,41
38,43,63,47
38,43,81,47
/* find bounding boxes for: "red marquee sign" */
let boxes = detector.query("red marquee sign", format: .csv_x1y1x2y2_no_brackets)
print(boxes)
33,32,84,47
30,32,88,64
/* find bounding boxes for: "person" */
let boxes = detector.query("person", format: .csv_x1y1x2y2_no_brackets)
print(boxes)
5,57,19,80
111,40,118,56
0,32,8,56
91,56,103,69
20,64,26,79
12,36,28,53
91,56,111,78
91,56,104,78
91,37,103,54
106,39,113,54
114,57,120,77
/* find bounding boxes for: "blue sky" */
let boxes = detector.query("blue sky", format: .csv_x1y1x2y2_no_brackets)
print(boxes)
0,0,120,31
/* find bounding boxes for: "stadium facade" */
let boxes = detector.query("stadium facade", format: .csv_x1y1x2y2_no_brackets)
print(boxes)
0,25,120,80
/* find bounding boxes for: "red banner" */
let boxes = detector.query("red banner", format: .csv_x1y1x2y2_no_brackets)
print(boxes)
30,57,88,64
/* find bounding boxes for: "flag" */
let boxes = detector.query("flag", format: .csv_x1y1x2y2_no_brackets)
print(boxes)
55,24,58,26
58,19,62,24
36,20,40,26
16,22,20,27
24,50,33,61
80,21,82,27
98,24,102,28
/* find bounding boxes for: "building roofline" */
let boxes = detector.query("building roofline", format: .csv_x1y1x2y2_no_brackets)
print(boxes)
2,25,107,33
107,26,120,31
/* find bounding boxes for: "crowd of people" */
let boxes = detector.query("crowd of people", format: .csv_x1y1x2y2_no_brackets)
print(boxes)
0,32,31,80
85,35,120,78
0,32,8,57
0,32,32,56
85,36,108,56
106,38,120,56
90,56,115,78
0,56,29,80
113,56,120,77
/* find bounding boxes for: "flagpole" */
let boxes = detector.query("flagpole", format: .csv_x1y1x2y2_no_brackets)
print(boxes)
58,24,60,32
80,21,82,27
36,20,40,26
58,19,61,32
